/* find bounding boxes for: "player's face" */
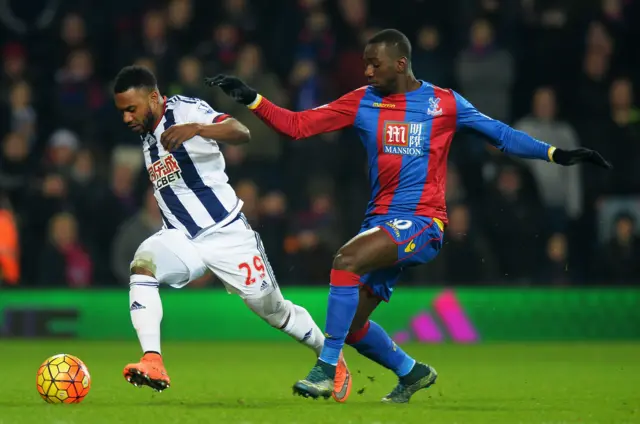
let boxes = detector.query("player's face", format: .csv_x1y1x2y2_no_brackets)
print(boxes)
114,88,159,134
363,43,405,95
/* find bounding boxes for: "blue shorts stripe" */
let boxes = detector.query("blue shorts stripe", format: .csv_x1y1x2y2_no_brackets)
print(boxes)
241,215,278,287
130,282,160,287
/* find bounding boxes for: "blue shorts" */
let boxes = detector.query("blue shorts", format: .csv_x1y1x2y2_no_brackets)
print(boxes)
359,215,444,302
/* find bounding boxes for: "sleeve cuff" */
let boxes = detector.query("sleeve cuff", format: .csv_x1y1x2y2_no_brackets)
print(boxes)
547,146,556,162
247,94,263,110
212,113,231,123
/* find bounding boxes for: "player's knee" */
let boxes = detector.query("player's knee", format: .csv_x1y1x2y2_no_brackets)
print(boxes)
332,250,361,274
246,295,292,329
130,266,155,278
265,299,292,328
130,250,157,278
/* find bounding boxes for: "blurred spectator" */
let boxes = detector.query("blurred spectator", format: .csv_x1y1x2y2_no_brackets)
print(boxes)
54,49,106,137
133,57,157,77
46,129,79,176
596,212,640,284
295,189,342,251
285,228,334,285
196,22,241,76
211,44,285,163
167,56,209,100
221,0,257,38
515,87,582,228
455,18,514,122
538,233,574,285
332,26,372,96
68,148,106,244
296,9,335,69
418,203,497,285
606,78,640,195
289,59,324,111
235,179,260,225
258,191,288,277
124,9,179,83
585,21,614,57
573,49,611,121
24,171,70,251
52,13,91,74
0,192,19,286
1,81,37,147
445,164,467,205
412,25,451,88
0,133,32,209
166,0,194,49
0,42,29,105
484,166,544,282
338,0,368,33
111,187,162,283
37,212,93,287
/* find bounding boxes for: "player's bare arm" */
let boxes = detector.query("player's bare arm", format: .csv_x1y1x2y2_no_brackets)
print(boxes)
205,75,361,140
160,118,250,151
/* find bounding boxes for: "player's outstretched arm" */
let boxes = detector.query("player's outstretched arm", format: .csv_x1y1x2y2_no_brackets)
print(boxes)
205,75,362,140
453,91,612,169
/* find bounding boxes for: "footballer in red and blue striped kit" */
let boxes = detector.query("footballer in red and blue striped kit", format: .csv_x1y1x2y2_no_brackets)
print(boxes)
208,29,611,403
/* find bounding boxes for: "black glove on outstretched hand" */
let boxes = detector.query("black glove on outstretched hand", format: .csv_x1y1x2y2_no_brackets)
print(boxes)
204,75,257,106
552,147,613,169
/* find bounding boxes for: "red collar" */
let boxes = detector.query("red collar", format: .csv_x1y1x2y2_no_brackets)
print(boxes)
151,96,167,132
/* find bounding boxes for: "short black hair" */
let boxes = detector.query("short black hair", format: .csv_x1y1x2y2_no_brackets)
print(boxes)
367,29,412,60
113,65,157,94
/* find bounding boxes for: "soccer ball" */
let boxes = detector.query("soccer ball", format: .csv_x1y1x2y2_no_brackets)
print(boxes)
36,354,91,404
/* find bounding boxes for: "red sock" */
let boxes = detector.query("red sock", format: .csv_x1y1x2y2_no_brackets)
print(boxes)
346,320,371,344
330,269,360,287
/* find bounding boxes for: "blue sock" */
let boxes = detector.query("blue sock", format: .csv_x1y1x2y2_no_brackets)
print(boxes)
347,320,416,377
318,283,359,366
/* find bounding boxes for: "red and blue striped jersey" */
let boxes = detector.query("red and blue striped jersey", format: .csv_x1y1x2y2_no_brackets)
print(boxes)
249,81,553,225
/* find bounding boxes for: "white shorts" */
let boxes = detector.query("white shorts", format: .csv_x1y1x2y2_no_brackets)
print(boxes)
131,214,278,299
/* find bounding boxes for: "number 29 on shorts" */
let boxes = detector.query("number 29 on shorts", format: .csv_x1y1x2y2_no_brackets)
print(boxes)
238,256,266,286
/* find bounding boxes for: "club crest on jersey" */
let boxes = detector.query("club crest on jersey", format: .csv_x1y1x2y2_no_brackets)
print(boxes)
148,154,182,190
427,97,443,117
383,121,425,156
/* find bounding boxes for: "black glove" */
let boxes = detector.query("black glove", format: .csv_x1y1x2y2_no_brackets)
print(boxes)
204,75,257,106
552,147,612,169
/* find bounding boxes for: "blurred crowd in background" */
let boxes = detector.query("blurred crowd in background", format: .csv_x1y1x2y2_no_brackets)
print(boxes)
1,0,639,288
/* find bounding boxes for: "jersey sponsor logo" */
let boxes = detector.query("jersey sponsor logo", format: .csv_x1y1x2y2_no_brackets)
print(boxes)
148,154,183,190
427,97,443,117
373,102,396,108
383,122,425,156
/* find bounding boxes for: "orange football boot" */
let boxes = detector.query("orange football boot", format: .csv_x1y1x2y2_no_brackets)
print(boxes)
332,351,352,403
123,352,171,392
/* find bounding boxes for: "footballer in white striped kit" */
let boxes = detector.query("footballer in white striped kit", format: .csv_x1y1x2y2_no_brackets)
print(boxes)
112,65,351,402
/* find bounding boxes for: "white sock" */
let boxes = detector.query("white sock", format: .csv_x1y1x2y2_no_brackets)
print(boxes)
244,290,325,356
129,275,163,354
282,303,325,356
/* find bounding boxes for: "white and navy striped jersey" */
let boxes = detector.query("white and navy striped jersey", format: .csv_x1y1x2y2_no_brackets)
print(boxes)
141,95,243,238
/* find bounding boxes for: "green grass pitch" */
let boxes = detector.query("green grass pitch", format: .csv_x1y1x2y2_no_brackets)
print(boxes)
1,341,637,424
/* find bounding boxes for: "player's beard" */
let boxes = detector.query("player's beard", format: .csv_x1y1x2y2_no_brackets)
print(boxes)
142,109,156,133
